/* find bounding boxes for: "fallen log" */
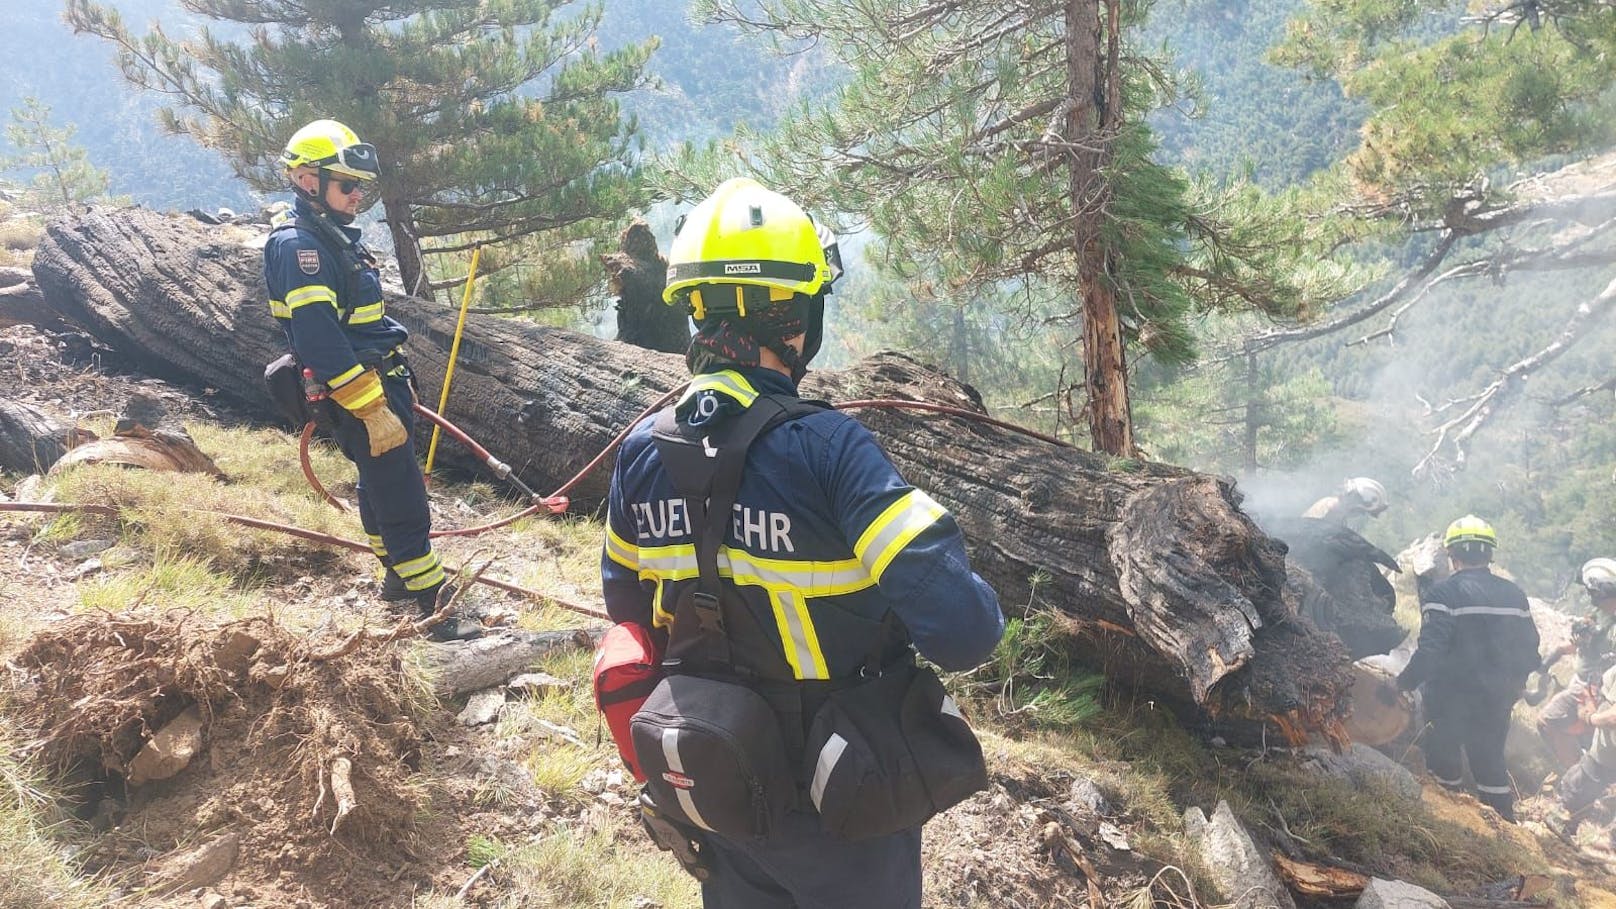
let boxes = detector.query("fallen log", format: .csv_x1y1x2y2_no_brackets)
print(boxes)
30,206,1352,737
0,398,72,474
416,629,596,700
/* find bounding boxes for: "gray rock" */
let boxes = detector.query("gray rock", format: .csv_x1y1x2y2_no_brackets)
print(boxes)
1183,800,1296,909
59,538,115,559
1355,878,1450,909
458,688,506,726
1299,743,1421,801
1066,777,1111,817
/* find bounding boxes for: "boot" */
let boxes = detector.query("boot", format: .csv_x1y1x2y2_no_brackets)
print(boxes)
379,567,413,602
416,583,483,642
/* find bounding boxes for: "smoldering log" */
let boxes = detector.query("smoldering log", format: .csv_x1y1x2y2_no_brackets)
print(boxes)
30,206,1352,737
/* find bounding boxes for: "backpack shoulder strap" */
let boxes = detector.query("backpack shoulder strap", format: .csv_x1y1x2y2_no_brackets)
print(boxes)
651,393,827,669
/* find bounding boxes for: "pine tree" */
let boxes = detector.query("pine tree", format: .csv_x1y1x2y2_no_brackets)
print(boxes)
66,0,655,300
660,0,1343,455
2,97,114,210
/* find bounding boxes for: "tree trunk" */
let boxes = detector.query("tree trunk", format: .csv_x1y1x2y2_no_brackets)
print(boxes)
604,219,688,353
29,206,1352,739
1066,0,1135,457
380,196,431,300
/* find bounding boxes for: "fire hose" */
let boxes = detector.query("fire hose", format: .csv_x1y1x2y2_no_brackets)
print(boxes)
6,386,1077,623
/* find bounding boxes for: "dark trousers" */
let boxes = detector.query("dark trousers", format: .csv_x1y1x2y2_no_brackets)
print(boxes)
330,376,434,575
1422,681,1517,820
700,811,921,909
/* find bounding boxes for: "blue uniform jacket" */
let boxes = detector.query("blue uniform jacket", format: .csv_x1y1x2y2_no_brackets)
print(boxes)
602,367,1004,679
1399,566,1540,693
263,198,409,389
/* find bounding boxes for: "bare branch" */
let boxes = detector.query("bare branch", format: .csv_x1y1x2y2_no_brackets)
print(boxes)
1413,275,1616,477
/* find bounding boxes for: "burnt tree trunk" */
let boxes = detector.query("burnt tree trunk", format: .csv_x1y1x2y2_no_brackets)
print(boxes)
604,219,688,354
0,399,70,474
30,206,1350,738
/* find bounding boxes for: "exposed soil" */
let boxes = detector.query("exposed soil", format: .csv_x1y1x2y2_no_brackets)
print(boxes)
7,609,461,907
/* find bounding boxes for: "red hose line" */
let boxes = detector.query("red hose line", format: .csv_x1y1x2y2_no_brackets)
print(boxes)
299,421,347,512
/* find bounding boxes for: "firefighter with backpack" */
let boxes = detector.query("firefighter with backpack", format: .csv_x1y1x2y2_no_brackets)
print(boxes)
264,118,480,641
596,178,1005,907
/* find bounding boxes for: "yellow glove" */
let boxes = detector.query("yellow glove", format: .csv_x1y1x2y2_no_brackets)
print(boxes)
328,368,407,457
354,396,407,457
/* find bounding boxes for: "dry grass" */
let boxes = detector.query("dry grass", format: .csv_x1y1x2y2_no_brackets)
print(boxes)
0,221,41,253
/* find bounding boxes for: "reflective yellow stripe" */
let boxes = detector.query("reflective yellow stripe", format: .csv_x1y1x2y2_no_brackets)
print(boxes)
633,543,865,679
367,534,388,558
269,299,291,318
406,566,445,591
677,370,758,409
853,489,947,583
652,585,673,629
348,301,384,324
636,544,874,597
771,588,829,679
394,552,440,579
284,284,337,311
328,364,365,390
605,526,639,570
328,369,382,411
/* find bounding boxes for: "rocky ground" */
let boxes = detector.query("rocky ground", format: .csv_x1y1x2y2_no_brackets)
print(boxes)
2,318,1615,908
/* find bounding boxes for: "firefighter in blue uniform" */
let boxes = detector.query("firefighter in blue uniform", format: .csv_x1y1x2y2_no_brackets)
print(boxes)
264,119,479,641
601,178,1005,908
1396,515,1539,821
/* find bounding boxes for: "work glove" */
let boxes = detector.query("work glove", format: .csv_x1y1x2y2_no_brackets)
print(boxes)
328,368,407,457
354,397,407,457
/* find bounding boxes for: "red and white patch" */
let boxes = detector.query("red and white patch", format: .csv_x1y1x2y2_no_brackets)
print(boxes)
661,771,695,790
297,248,321,275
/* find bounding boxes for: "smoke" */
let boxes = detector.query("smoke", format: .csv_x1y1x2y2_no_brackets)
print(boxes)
1225,249,1616,598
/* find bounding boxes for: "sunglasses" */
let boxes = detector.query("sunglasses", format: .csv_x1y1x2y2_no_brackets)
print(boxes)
332,179,363,196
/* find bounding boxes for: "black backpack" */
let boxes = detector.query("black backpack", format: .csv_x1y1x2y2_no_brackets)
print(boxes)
629,393,988,842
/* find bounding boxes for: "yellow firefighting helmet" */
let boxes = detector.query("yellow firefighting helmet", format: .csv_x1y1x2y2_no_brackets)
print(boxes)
281,119,380,181
663,178,832,319
1443,514,1497,553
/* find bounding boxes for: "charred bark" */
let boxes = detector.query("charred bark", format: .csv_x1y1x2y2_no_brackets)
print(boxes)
30,206,1352,737
0,398,71,474
604,219,688,354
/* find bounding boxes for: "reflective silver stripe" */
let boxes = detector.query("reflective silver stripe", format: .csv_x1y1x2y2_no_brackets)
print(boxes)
1449,606,1533,617
605,527,639,570
661,728,712,831
1475,783,1512,794
1432,774,1463,787
637,545,873,595
773,589,827,679
940,695,963,722
853,489,946,582
810,732,849,811
1422,602,1452,614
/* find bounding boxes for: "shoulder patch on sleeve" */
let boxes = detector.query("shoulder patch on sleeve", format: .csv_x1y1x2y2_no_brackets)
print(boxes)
297,248,321,275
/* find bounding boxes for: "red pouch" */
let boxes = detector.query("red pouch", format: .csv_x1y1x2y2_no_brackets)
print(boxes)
593,622,663,782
